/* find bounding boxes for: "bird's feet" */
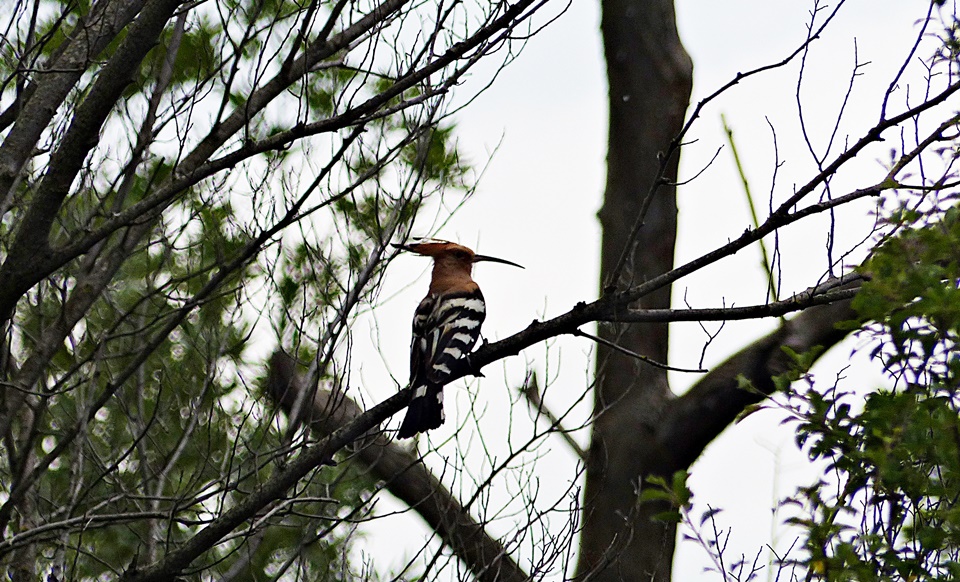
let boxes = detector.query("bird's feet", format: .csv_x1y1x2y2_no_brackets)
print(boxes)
465,352,485,378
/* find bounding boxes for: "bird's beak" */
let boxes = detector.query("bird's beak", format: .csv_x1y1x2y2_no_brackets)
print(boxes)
473,254,524,269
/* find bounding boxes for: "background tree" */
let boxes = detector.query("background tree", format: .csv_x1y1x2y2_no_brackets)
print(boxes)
577,0,691,576
577,1,960,580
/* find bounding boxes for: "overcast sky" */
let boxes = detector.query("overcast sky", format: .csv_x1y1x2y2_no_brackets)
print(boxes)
348,0,944,578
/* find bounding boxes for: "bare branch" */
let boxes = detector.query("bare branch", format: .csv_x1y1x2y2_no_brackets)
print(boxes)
607,278,863,323
519,373,588,461
659,296,859,471
264,352,529,582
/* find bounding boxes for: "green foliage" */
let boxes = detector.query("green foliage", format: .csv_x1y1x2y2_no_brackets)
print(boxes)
4,184,387,578
0,0,473,575
641,471,692,524
782,384,960,581
400,125,467,185
773,197,960,581
855,202,960,384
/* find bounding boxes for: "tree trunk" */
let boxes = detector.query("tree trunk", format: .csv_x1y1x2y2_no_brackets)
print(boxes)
576,0,691,579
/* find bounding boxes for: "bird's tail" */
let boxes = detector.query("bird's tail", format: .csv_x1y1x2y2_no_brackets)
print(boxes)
397,383,444,439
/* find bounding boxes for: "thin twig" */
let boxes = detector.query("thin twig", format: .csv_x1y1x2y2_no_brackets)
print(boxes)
573,329,707,374
519,373,587,461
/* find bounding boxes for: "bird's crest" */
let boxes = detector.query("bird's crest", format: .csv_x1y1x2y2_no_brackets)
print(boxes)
393,240,523,269
393,240,473,259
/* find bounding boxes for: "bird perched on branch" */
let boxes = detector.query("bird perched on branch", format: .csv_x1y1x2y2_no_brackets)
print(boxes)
393,240,523,439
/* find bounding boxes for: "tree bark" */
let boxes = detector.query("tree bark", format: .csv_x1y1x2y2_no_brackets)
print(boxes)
576,0,692,579
659,297,857,470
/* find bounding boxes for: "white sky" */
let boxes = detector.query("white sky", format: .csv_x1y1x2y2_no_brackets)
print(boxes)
349,0,946,578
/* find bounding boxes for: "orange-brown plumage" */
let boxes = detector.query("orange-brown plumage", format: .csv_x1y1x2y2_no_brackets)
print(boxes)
399,242,481,295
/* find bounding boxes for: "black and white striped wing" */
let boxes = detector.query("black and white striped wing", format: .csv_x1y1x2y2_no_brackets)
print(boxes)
410,289,486,385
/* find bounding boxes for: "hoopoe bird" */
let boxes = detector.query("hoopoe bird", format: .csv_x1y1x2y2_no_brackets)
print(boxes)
393,240,523,439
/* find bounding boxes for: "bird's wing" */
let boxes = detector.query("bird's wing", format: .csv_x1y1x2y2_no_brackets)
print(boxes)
410,289,486,386
409,293,437,382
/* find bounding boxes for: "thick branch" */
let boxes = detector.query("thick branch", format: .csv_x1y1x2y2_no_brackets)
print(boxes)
658,295,860,471
0,16,190,441
0,0,185,314
0,0,150,203
114,273,860,580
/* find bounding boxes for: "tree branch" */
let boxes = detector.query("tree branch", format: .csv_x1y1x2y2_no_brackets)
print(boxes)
606,276,862,323
0,0,185,314
0,0,150,204
604,0,850,289
9,0,547,311
264,352,529,582
613,95,960,312
115,264,866,580
120,380,412,581
658,295,859,471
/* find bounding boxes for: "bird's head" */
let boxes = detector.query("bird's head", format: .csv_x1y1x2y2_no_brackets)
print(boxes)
392,240,524,273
